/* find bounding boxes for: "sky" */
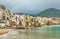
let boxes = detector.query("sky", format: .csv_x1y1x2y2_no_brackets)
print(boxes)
0,0,60,15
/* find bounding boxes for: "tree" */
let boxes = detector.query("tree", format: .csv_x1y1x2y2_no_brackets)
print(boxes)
0,4,5,10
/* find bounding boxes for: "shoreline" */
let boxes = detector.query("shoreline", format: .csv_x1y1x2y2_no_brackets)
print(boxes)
41,25,60,27
0,29,15,35
0,25,60,35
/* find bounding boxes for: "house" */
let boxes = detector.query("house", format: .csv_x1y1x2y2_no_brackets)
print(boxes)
0,5,6,19
26,15,32,27
20,15,26,27
5,10,11,20
52,20,60,25
0,20,10,28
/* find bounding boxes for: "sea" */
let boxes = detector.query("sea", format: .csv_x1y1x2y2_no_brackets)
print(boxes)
0,25,60,39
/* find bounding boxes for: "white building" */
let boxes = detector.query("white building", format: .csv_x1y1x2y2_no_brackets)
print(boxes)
0,20,10,27
20,15,26,27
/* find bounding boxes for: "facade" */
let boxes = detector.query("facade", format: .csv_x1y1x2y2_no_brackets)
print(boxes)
20,15,26,27
0,19,10,28
0,6,5,19
0,5,60,28
5,10,11,20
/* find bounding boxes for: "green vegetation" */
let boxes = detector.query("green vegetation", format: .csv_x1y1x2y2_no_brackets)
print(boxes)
0,4,5,10
37,8,60,17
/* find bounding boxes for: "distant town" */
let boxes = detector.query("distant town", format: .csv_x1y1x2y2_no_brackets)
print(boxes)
0,4,60,29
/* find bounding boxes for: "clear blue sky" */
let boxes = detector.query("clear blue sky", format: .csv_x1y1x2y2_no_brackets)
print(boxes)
0,0,60,15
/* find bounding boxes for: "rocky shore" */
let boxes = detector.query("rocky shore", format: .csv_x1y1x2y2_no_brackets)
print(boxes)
0,29,14,35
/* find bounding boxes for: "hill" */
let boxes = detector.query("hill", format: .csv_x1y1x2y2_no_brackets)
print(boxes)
14,13,36,16
37,8,60,17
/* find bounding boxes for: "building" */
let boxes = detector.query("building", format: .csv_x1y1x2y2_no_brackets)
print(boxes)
20,15,26,27
5,10,11,20
0,19,10,28
0,5,6,19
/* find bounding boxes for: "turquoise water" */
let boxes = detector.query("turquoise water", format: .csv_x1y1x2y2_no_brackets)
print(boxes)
24,25,60,39
37,25,60,39
0,25,60,39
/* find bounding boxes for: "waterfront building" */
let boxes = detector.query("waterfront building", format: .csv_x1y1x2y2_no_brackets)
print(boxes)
26,15,33,27
20,15,26,27
0,5,5,19
0,19,10,28
5,10,11,20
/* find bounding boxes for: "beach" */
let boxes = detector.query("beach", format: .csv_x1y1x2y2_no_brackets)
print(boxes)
0,25,60,39
0,29,15,35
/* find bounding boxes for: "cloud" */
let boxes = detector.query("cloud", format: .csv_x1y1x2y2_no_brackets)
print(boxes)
0,0,60,15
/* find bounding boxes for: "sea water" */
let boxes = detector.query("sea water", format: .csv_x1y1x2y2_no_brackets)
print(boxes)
0,25,60,39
